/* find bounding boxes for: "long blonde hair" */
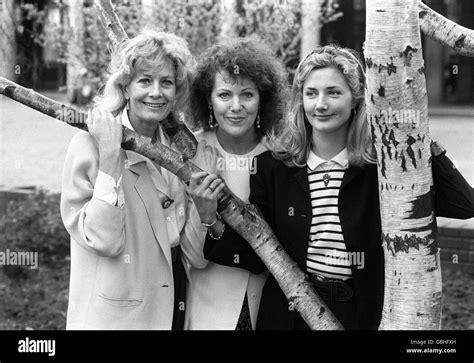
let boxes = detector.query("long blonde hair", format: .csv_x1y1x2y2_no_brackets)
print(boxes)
269,45,375,168
95,30,195,121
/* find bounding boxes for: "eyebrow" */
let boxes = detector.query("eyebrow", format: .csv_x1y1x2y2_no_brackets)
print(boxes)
304,86,342,90
138,73,174,78
215,87,257,92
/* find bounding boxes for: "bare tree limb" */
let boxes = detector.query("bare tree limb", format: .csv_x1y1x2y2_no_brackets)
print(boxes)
0,76,343,330
419,1,474,57
95,0,128,46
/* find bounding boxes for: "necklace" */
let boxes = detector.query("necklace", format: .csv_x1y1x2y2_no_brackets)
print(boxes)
322,162,337,187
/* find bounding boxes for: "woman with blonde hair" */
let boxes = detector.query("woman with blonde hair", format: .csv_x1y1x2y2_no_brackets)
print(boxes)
61,30,215,330
202,44,473,329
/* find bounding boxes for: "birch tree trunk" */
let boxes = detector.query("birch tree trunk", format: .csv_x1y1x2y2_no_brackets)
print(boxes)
66,0,85,103
0,76,343,330
418,1,474,57
300,0,321,59
141,0,155,29
219,0,237,41
365,0,442,329
0,0,17,81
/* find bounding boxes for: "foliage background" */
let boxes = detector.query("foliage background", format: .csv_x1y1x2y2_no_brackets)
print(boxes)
19,0,344,93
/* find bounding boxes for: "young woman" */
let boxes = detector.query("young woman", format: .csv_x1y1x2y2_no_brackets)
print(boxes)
185,37,288,330
200,45,474,330
60,30,213,330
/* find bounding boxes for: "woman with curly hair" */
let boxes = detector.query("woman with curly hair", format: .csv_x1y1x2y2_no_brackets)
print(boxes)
185,37,289,330
200,44,473,330
61,30,214,330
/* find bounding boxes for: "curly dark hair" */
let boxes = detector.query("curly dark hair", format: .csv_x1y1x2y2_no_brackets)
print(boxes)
190,36,289,139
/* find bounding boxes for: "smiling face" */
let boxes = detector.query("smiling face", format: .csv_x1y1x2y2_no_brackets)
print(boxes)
124,60,176,133
210,70,260,140
303,67,353,139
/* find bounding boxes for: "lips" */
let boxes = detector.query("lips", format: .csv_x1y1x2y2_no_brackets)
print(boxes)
143,102,166,109
314,114,333,120
226,116,245,122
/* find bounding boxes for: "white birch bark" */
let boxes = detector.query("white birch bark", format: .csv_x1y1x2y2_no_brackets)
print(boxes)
0,0,17,81
141,0,155,29
300,0,321,59
95,0,128,45
365,0,442,329
66,0,85,102
219,0,237,41
418,1,474,57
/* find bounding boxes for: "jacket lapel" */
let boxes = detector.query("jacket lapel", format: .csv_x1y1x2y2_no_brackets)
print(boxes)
340,165,363,191
126,151,173,267
289,166,312,268
339,165,364,250
294,166,311,199
126,150,171,197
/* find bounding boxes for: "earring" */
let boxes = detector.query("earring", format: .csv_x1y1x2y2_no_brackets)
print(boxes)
351,108,357,120
208,105,215,129
125,98,130,110
256,113,261,129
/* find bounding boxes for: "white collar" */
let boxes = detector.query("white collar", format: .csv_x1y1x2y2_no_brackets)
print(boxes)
121,109,135,131
307,148,349,171
121,109,169,146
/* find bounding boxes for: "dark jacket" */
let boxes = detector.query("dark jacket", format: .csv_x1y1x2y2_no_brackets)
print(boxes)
204,150,474,330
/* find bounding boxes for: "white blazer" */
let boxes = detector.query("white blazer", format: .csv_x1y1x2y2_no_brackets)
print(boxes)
61,128,207,330
185,130,268,330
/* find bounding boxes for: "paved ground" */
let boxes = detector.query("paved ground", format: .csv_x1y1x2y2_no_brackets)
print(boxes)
0,93,79,193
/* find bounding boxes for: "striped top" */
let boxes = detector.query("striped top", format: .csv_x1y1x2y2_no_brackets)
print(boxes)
306,148,352,280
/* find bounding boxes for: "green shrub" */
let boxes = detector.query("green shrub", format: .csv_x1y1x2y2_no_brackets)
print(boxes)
0,189,69,277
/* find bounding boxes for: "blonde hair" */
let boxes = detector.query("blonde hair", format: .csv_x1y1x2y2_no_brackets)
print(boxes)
269,45,375,168
95,30,196,121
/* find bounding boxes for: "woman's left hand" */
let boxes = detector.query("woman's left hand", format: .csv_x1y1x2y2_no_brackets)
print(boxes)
187,171,225,224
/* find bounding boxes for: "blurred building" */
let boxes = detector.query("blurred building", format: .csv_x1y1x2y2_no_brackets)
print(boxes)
0,0,67,90
42,0,68,90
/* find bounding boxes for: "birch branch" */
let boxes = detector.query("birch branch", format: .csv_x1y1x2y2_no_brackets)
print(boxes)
419,1,474,57
94,0,198,159
95,0,128,46
0,76,343,330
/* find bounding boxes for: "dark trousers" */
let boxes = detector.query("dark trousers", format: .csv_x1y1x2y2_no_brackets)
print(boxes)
171,247,186,330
